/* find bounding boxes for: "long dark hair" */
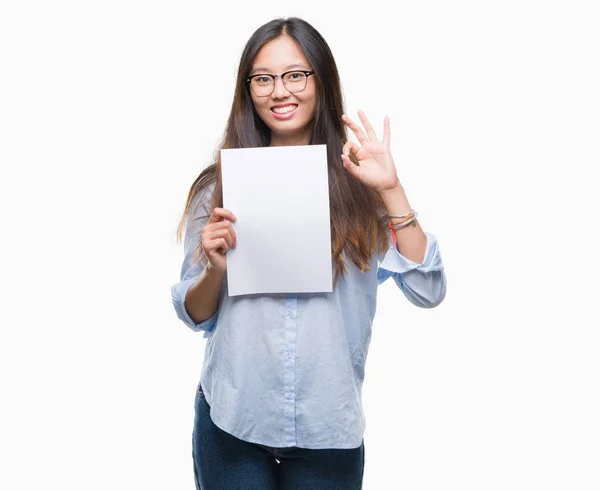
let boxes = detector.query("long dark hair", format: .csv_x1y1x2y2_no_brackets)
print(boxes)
176,17,390,286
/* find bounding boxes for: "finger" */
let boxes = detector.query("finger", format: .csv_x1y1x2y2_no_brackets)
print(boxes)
342,140,352,157
213,238,230,254
203,227,235,249
383,116,390,147
208,207,236,224
205,235,231,254
344,140,368,161
357,110,378,142
341,152,361,179
341,114,369,145
204,220,237,246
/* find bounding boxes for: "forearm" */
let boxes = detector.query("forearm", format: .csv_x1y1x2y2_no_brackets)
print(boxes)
378,181,428,264
185,265,225,324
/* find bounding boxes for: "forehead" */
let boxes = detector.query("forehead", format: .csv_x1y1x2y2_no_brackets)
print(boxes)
251,36,311,73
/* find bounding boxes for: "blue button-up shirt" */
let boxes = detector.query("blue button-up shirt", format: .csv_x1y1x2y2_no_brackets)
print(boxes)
171,183,446,449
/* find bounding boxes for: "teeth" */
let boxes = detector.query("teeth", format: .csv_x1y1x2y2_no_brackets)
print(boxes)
272,105,297,114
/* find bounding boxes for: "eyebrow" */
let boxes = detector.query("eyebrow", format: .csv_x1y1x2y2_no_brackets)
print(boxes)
249,63,310,76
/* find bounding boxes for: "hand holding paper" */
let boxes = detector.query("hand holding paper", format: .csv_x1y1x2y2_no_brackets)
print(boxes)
201,207,237,274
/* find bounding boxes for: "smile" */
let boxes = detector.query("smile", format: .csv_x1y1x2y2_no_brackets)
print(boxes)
271,104,298,114
270,104,298,119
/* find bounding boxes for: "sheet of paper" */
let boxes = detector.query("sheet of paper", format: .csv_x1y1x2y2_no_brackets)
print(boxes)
221,144,332,296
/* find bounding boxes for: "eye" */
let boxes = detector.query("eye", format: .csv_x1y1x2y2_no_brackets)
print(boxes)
252,75,273,85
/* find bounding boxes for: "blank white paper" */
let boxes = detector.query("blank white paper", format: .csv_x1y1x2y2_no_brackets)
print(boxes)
220,144,332,297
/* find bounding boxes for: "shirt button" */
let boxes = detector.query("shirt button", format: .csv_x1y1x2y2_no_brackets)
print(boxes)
287,312,296,320
286,393,294,400
287,352,293,360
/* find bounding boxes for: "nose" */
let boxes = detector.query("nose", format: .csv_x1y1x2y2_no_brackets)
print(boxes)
271,76,290,98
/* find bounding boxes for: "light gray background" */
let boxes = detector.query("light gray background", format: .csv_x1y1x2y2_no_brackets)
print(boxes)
1,1,598,488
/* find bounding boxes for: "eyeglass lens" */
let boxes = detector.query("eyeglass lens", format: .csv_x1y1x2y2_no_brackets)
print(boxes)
250,71,308,96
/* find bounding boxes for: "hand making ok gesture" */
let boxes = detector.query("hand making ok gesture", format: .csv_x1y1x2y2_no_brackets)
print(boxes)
341,111,400,192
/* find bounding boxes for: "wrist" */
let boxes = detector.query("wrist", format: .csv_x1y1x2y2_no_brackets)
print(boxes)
377,176,401,196
378,181,411,216
205,263,226,278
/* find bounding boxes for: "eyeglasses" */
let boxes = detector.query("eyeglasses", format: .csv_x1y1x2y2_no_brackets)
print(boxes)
246,70,315,97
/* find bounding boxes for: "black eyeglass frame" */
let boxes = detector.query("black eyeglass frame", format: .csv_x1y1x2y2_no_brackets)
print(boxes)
245,70,316,97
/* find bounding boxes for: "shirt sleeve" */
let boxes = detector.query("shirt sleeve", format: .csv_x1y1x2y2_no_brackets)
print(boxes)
376,230,447,308
170,184,219,337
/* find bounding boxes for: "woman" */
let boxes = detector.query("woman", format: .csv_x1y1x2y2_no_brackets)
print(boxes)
171,16,446,490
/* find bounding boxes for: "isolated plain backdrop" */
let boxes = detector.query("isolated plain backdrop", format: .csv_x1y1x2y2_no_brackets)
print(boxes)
1,0,599,489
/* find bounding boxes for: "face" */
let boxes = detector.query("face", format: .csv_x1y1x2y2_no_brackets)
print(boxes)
248,36,317,146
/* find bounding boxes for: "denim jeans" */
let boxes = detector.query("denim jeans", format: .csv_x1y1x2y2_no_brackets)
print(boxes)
192,382,365,489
